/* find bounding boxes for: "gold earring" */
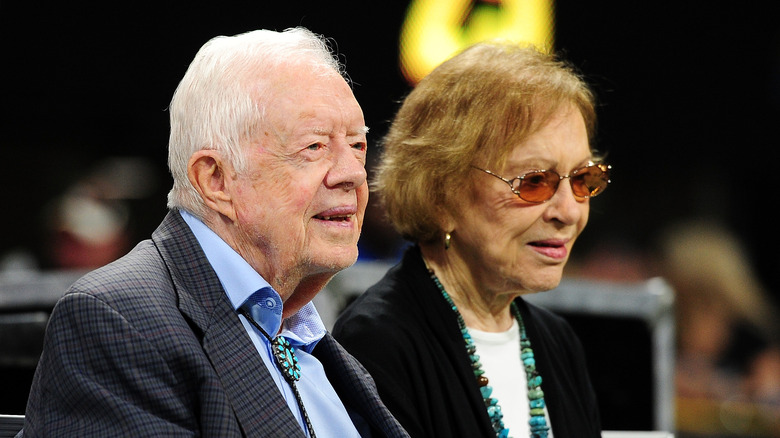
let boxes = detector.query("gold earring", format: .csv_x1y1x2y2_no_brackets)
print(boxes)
444,232,452,250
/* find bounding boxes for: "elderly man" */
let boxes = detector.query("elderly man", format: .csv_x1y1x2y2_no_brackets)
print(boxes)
20,28,408,438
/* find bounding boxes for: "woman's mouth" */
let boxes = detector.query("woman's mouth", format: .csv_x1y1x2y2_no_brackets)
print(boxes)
529,239,569,260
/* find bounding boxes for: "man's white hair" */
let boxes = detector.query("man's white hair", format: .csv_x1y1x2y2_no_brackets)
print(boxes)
166,27,345,218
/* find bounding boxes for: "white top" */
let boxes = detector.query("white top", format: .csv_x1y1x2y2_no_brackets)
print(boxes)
470,319,554,437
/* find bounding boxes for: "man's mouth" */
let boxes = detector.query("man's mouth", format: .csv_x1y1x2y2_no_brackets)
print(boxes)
314,214,353,221
314,205,358,222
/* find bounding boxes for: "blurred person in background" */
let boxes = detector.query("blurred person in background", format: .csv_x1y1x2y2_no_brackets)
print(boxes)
659,220,780,436
43,190,131,270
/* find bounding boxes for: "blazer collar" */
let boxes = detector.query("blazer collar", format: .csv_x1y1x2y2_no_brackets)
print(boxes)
151,210,305,437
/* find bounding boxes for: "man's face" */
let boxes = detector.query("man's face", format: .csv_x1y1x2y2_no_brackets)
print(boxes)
228,68,368,295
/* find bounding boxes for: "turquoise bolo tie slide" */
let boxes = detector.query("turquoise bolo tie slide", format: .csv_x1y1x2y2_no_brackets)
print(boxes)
272,336,301,382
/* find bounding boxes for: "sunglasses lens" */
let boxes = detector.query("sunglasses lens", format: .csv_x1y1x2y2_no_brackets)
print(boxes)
571,165,610,198
517,171,559,203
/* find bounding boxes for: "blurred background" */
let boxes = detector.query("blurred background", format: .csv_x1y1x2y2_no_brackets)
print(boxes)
1,1,779,436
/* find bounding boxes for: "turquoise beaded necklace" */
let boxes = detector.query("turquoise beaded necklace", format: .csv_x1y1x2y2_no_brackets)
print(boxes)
429,270,550,438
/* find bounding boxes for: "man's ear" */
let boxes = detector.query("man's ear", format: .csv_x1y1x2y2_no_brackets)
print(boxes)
187,150,237,222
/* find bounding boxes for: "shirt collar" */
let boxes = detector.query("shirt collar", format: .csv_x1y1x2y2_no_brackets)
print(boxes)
180,210,326,351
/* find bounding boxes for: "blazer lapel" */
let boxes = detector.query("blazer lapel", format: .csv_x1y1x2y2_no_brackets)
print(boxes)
315,334,408,438
152,211,304,437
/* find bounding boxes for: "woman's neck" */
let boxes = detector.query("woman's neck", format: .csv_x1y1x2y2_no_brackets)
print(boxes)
420,243,516,332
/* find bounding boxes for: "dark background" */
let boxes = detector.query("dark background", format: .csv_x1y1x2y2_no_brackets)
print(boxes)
2,1,779,430
3,2,780,307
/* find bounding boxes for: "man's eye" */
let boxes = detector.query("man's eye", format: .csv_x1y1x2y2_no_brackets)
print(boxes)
307,143,323,151
352,142,367,151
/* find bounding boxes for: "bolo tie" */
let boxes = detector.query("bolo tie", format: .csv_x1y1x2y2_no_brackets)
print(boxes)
240,308,318,438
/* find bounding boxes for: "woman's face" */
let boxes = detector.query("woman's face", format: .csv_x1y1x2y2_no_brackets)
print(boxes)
450,105,592,295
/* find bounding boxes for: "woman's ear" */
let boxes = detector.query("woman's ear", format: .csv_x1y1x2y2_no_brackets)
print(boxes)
187,150,237,222
434,202,456,235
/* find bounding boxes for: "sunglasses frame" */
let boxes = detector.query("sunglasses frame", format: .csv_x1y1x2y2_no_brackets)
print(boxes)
472,162,611,203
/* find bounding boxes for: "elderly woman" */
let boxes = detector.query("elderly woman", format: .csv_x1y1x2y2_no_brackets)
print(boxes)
333,41,609,438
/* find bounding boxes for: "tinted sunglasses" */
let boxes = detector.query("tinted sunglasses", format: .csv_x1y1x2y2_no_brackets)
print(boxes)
472,163,611,203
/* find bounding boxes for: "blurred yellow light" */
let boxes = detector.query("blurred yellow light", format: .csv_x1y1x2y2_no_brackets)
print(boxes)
400,0,555,84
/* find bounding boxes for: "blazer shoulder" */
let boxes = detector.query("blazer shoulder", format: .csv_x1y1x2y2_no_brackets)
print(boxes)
67,238,174,301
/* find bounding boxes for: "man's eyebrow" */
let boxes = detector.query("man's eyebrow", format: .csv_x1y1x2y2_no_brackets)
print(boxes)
311,126,369,136
347,126,368,135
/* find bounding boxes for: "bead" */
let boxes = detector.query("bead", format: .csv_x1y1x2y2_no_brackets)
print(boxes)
432,271,550,438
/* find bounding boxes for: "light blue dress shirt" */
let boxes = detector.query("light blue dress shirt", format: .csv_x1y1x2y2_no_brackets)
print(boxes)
181,210,361,437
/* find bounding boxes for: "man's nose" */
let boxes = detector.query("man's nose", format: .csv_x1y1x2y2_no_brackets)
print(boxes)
327,144,367,190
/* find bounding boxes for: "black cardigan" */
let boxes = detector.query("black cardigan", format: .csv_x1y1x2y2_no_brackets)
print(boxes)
333,246,601,438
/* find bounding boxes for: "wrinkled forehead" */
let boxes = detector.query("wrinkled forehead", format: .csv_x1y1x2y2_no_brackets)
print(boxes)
250,67,366,144
249,57,347,99
481,101,589,171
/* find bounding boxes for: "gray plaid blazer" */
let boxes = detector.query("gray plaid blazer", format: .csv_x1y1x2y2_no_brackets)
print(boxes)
20,211,409,438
